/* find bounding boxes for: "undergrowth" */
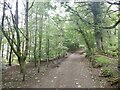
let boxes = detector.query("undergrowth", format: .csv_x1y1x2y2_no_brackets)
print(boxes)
91,55,119,86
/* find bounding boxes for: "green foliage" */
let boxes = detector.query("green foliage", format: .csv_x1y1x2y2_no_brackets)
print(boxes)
92,54,119,86
95,55,112,65
101,67,114,77
65,41,79,52
91,55,113,68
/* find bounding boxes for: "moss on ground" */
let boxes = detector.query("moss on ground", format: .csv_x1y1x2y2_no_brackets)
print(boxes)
91,55,119,86
95,55,112,65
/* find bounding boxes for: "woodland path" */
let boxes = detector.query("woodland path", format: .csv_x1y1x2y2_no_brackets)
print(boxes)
32,51,110,88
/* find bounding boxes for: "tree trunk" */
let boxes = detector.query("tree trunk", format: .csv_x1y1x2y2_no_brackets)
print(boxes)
34,7,38,67
91,2,102,53
6,43,9,60
101,36,104,51
29,28,31,60
46,38,49,67
38,15,43,73
22,42,24,53
0,25,2,50
118,1,120,70
2,43,4,58
8,47,12,66
19,58,26,81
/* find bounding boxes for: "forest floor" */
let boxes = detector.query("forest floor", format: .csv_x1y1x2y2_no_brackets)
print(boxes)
2,50,116,88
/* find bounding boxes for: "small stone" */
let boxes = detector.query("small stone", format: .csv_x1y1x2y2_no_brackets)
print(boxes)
51,80,54,82
11,78,13,80
42,73,44,76
35,77,38,80
54,76,57,79
37,80,40,82
75,79,78,81
75,82,79,85
78,85,81,88
91,76,94,79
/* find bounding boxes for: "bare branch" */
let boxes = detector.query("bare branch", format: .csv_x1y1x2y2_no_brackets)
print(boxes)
28,0,35,10
65,4,93,25
5,2,27,39
1,1,18,57
102,18,120,29
107,1,120,5
65,3,120,29
6,16,17,46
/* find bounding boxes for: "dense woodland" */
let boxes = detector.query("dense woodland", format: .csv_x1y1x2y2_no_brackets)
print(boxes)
0,0,120,88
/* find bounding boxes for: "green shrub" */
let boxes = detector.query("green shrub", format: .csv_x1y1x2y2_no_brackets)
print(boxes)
101,67,113,77
65,42,79,52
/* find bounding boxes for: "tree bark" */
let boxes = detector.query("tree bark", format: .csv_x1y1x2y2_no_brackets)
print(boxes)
6,43,9,60
2,43,4,58
34,7,38,67
0,25,2,50
9,46,12,66
91,2,102,53
38,14,43,73
19,57,26,81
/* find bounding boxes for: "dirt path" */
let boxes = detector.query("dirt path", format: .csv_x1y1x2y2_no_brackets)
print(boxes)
31,53,108,88
3,52,114,88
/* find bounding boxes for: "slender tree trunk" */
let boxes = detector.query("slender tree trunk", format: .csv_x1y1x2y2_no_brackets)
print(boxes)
0,25,2,50
6,43,9,60
38,15,43,73
118,1,120,70
101,36,104,51
38,34,41,73
2,43,4,58
29,28,31,60
21,0,29,81
15,0,21,56
22,42,24,53
46,28,49,67
34,9,38,67
46,38,49,67
114,28,117,35
118,4,120,89
9,47,12,66
6,16,14,66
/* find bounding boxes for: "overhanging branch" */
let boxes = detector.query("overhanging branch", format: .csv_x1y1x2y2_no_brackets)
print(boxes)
28,0,35,10
102,18,120,29
107,1,120,5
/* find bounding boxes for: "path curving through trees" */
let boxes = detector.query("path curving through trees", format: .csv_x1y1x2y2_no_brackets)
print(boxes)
32,52,111,88
3,51,114,88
